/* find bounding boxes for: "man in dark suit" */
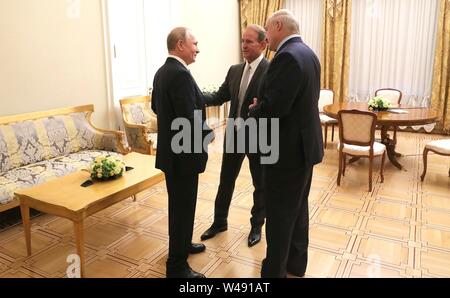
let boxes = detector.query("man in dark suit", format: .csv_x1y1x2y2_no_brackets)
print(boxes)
249,10,324,278
152,27,214,278
200,25,269,247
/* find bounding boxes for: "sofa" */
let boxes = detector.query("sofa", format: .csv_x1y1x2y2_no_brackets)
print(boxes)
0,104,130,212
120,96,157,155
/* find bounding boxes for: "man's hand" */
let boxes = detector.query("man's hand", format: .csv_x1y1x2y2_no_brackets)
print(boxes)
249,98,258,111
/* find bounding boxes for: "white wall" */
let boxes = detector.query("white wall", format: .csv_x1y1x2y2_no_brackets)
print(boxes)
173,0,242,89
0,0,241,127
0,0,111,127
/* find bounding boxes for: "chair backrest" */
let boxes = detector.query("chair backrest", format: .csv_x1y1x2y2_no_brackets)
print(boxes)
375,88,402,105
0,105,114,173
338,110,377,147
119,96,157,130
318,89,334,112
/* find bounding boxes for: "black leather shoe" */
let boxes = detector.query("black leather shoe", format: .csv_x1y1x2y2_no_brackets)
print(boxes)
247,228,261,247
287,271,305,278
287,265,305,278
189,243,206,254
200,224,227,240
167,266,206,278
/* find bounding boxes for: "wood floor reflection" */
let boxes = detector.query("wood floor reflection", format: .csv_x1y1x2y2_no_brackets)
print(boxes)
0,127,449,278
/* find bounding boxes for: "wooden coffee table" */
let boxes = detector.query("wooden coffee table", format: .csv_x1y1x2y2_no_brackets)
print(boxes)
15,152,164,277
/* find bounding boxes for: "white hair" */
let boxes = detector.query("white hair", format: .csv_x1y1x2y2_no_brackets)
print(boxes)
269,9,300,34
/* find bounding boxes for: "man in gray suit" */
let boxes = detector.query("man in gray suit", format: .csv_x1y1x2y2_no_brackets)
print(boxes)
201,25,269,247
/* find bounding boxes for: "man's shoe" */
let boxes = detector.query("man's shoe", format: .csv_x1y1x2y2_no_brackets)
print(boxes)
200,224,227,241
189,243,206,254
287,266,305,278
247,228,261,247
167,266,206,278
287,271,305,278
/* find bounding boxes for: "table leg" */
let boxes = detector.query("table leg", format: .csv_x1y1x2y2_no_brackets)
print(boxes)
73,221,85,278
20,204,32,256
381,126,403,170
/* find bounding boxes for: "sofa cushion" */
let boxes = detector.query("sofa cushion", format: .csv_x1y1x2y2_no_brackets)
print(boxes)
0,112,120,173
0,150,122,205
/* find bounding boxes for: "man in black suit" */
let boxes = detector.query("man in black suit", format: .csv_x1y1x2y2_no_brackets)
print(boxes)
200,25,269,247
249,10,324,278
152,27,214,278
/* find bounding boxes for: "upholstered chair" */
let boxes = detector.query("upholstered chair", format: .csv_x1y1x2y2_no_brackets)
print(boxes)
337,110,386,192
319,89,338,148
420,139,450,181
374,88,402,144
374,88,402,106
120,96,157,155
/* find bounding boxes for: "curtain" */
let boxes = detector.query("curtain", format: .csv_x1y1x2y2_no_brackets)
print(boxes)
321,0,352,103
348,0,439,103
239,0,285,59
431,0,450,133
285,0,323,58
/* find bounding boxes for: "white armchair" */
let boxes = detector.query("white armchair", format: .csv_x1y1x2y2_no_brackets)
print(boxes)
375,88,402,106
420,139,450,181
319,89,338,148
375,88,402,143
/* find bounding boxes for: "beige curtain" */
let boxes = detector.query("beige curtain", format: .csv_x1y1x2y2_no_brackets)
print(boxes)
321,0,352,103
431,0,450,133
239,0,284,59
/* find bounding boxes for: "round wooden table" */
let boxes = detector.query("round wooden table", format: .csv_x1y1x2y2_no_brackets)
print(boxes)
323,102,438,170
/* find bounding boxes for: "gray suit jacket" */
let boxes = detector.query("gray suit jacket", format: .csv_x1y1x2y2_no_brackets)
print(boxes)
204,58,269,120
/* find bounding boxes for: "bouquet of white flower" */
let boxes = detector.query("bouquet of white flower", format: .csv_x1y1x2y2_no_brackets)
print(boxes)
90,156,126,181
201,84,219,94
368,96,391,111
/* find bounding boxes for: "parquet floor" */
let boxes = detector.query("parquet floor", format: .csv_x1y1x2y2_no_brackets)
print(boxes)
0,127,449,278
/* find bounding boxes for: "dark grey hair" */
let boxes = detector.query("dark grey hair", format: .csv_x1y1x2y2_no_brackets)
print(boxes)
246,24,266,42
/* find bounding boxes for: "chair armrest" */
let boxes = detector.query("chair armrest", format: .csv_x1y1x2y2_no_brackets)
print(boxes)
123,119,147,130
122,120,155,154
87,117,131,154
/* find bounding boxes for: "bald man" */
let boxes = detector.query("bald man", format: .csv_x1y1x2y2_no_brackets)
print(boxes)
152,27,213,278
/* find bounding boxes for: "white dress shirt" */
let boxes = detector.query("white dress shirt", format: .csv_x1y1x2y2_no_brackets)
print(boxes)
276,34,302,52
168,54,188,69
240,54,264,90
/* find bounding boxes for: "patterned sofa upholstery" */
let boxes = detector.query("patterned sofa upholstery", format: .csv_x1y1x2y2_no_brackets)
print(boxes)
120,96,157,155
0,105,130,211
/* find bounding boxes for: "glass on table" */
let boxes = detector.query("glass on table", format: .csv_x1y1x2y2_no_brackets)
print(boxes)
347,94,356,103
407,95,418,107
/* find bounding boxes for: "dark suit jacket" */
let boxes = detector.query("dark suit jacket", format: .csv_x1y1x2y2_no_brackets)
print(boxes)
250,37,324,169
152,57,212,175
205,58,269,153
204,58,269,120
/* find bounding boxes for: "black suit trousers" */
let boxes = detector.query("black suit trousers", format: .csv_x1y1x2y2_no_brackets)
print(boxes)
261,165,313,278
213,150,264,229
165,172,199,270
